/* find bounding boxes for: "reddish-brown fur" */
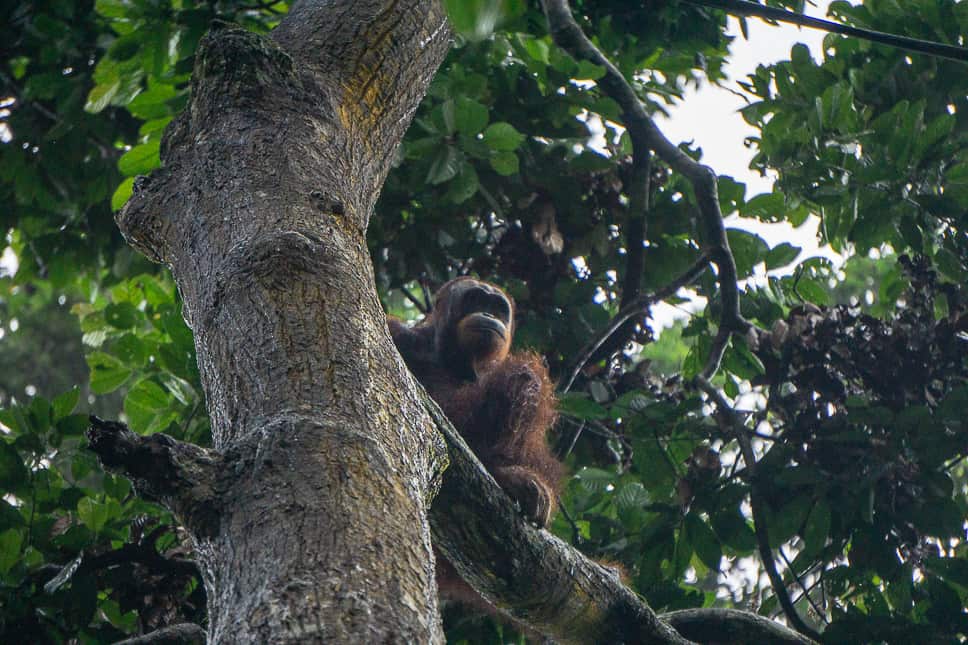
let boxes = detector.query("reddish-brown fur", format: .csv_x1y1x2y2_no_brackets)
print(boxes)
388,277,563,604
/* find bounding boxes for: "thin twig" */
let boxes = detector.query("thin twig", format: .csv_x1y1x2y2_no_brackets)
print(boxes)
779,546,828,624
695,376,821,641
561,419,586,459
701,327,732,380
400,286,430,314
686,0,968,63
559,253,710,393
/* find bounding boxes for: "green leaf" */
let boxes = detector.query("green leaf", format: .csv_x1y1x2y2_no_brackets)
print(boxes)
124,379,172,434
57,414,90,437
616,482,649,510
454,97,489,135
489,150,519,176
0,442,27,490
52,389,81,422
740,192,785,222
684,513,722,571
118,140,161,177
711,510,757,553
0,529,23,574
104,302,140,329
76,498,110,534
426,145,460,185
575,60,606,80
27,396,52,433
86,352,132,394
483,122,526,151
521,36,550,65
85,78,121,114
558,393,608,420
726,229,770,278
95,0,129,19
0,406,28,435
723,339,765,380
446,163,479,203
443,0,505,40
574,467,615,492
793,277,831,306
111,176,135,211
803,500,831,555
765,243,801,270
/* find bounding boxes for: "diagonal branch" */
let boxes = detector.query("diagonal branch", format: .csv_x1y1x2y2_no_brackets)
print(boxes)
662,608,816,645
560,253,710,392
425,381,819,644
421,389,694,645
686,0,968,63
695,378,822,642
541,0,755,376
113,623,206,645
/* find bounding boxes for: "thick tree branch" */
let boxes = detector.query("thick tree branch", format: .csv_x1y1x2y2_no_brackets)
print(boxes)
662,608,816,645
113,623,206,645
87,417,222,539
695,378,822,641
422,391,694,645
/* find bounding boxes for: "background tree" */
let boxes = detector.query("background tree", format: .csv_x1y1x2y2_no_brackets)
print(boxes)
1,0,966,643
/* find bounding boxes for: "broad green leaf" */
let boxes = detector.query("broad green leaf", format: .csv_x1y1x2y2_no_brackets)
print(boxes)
0,529,23,574
726,229,770,278
489,150,519,176
803,500,831,555
454,97,489,135
740,192,785,222
765,243,801,270
111,177,135,211
446,164,479,203
426,145,460,185
483,122,525,151
558,393,608,420
104,302,140,329
86,352,132,394
27,396,51,433
85,78,121,113
76,498,110,534
684,513,722,571
124,379,172,434
118,140,161,177
0,442,27,490
616,482,649,510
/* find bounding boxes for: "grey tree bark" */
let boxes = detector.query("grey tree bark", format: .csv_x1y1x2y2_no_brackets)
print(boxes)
111,1,452,642
86,1,821,643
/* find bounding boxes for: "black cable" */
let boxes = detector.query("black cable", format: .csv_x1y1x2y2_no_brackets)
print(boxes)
684,0,968,63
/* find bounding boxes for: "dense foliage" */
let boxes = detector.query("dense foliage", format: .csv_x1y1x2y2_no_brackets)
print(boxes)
1,0,966,642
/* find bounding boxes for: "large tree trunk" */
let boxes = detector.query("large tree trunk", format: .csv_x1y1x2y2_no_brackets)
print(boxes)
112,2,452,641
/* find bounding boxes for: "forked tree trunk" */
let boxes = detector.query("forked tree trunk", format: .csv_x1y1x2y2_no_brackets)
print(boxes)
113,2,452,641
